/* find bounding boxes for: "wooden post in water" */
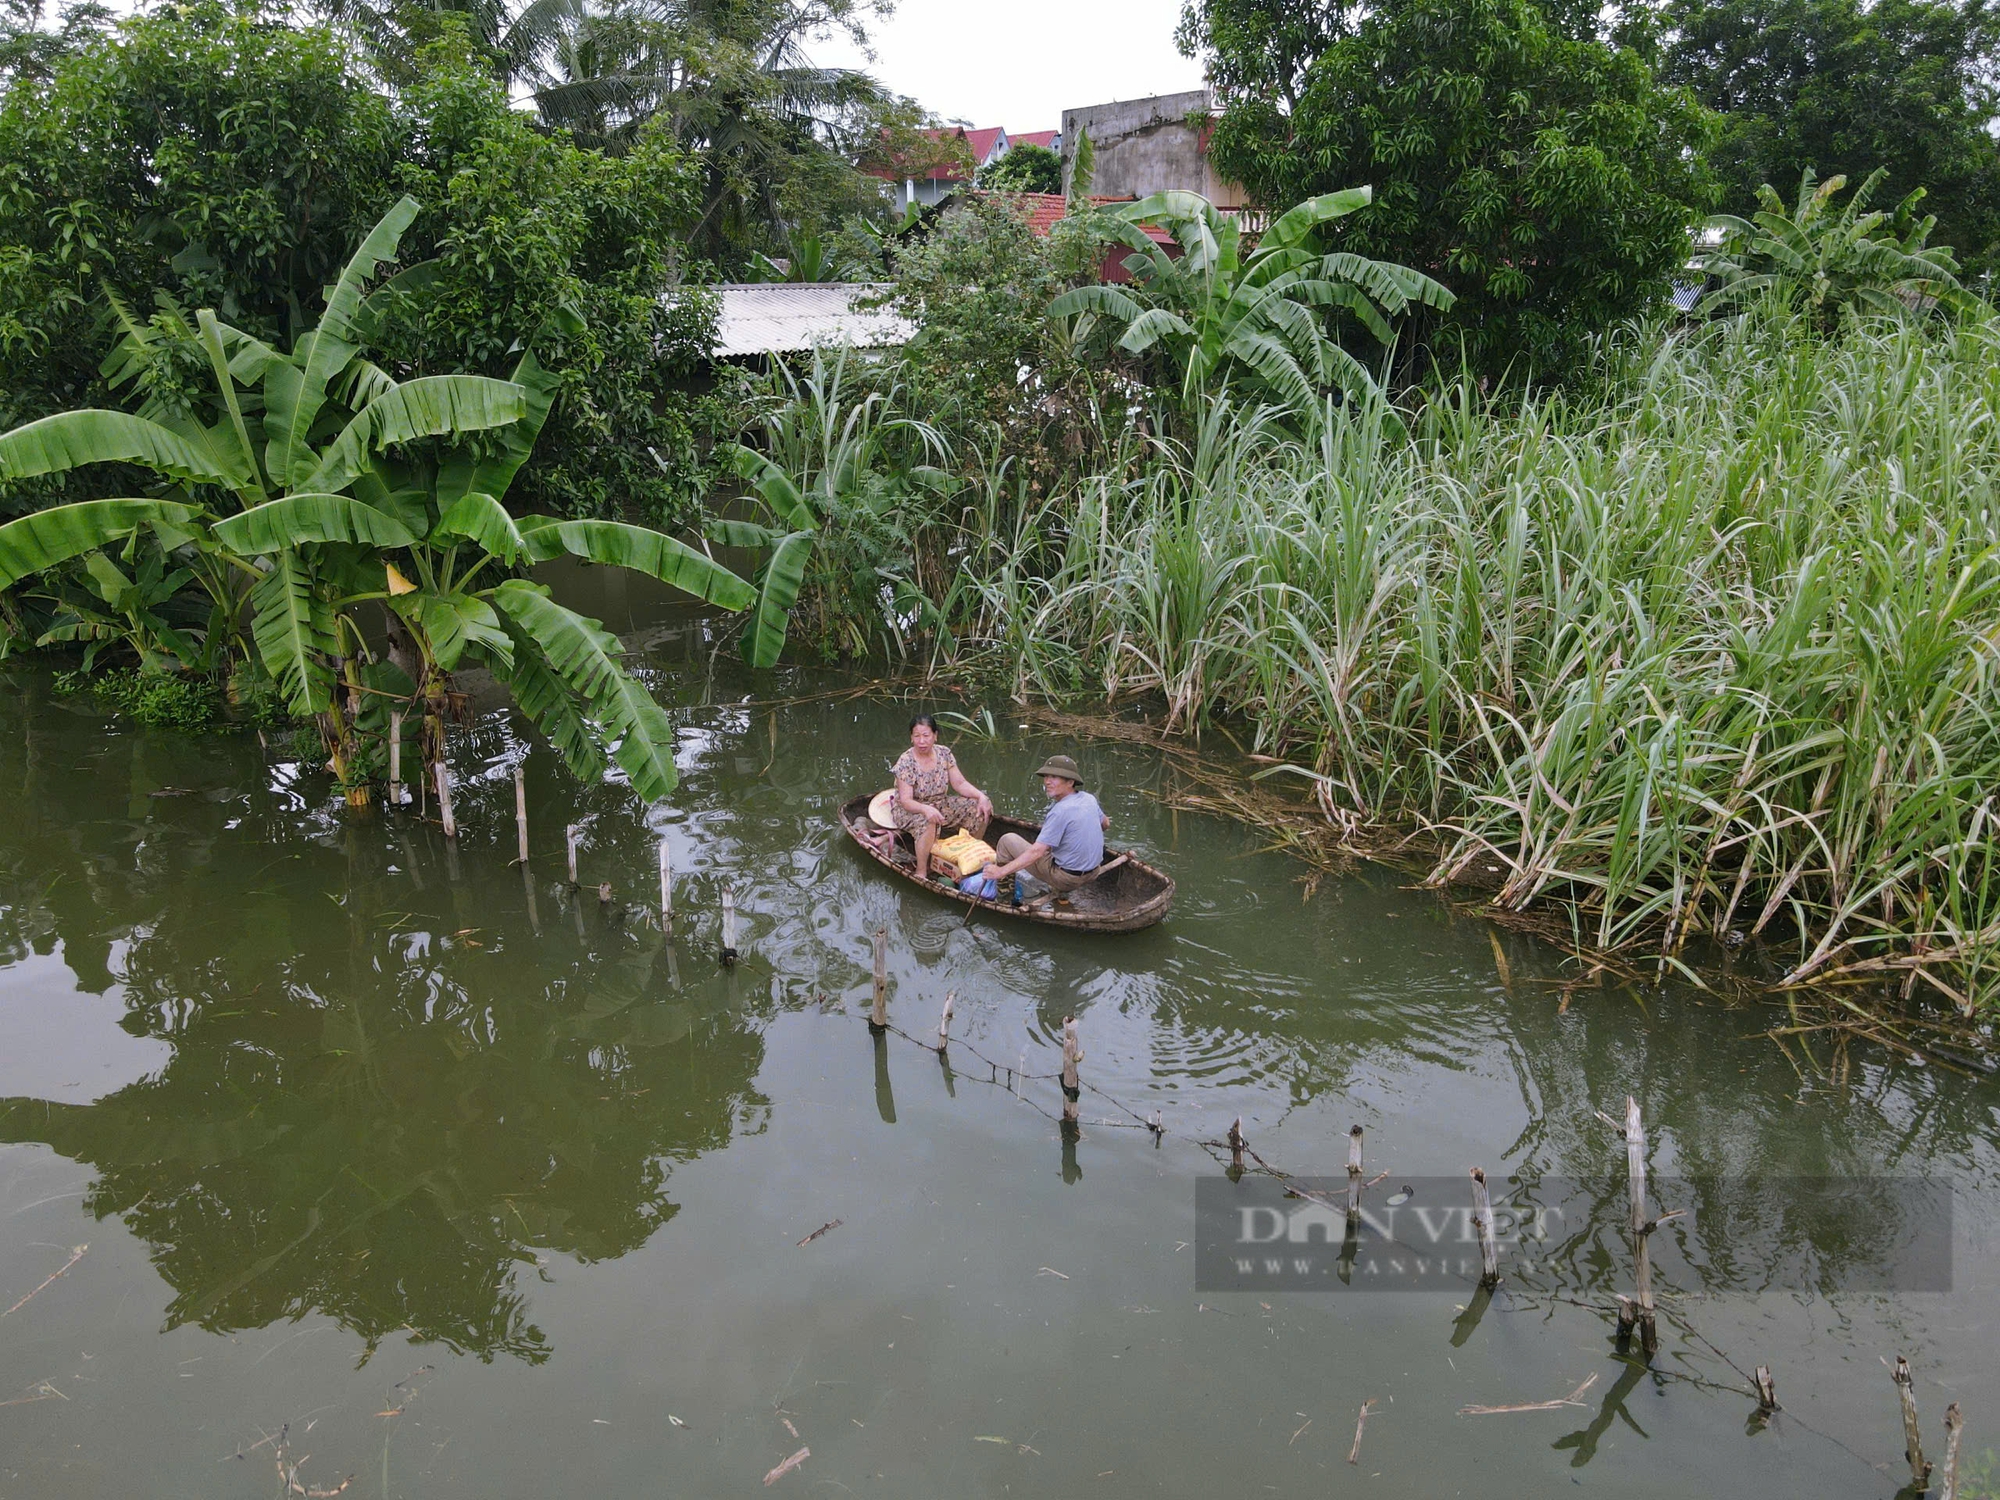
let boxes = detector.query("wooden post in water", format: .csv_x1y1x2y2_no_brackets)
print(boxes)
434,762,456,839
658,839,672,931
1894,1356,1931,1491
1060,1016,1081,1124
719,881,739,964
1346,1125,1365,1227
869,928,888,1028
1614,1096,1659,1357
937,991,955,1051
1754,1366,1778,1414
513,765,529,864
388,711,403,805
1227,1117,1246,1173
1469,1167,1501,1288
1940,1403,1964,1500
566,824,580,887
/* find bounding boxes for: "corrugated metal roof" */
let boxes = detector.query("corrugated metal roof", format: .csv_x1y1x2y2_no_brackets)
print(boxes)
712,283,914,358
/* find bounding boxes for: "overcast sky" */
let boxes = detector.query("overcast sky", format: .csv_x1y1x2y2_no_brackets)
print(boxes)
811,0,1205,133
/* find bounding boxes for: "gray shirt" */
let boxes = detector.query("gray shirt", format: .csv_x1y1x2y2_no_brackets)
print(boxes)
1038,790,1104,873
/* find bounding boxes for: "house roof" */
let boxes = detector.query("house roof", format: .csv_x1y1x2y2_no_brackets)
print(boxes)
712,284,914,357
1009,194,1177,245
964,127,1006,164
1009,130,1059,151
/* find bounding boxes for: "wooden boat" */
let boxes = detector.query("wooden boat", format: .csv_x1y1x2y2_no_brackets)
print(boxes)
837,793,1174,932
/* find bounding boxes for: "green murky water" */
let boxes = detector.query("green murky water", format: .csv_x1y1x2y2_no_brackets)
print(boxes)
2,603,1996,1499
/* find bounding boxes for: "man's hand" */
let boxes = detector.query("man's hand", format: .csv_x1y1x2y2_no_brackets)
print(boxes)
1100,814,1110,831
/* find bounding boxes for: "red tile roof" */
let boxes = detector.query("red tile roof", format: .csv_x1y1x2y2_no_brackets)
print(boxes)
865,127,1059,184
964,127,1006,164
1009,194,1176,246
864,126,977,183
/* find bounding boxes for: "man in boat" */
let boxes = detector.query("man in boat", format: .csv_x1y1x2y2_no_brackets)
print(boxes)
982,755,1109,903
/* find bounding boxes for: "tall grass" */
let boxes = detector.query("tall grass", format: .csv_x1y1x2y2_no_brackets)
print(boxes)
938,308,2000,1011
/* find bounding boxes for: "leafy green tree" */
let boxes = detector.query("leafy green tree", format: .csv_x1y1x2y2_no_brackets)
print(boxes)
1193,0,1717,377
979,143,1062,195
515,0,900,263
0,7,721,526
1699,168,1972,327
1174,0,1350,108
369,39,720,524
1050,189,1453,415
868,193,1109,465
0,198,752,802
0,2,399,447
1642,0,2000,275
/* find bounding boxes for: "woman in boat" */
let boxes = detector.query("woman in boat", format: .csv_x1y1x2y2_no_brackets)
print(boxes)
887,714,993,881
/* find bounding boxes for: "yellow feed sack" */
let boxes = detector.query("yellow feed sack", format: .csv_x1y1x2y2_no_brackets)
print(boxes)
931,832,996,878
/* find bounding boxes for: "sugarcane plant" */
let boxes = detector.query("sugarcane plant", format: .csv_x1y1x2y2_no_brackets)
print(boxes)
717,352,950,666
0,195,752,803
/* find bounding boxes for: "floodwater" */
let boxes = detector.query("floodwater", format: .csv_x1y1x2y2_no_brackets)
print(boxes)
1,612,1996,1499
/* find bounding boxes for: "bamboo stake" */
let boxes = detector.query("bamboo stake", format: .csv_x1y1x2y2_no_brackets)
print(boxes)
869,927,887,1028
1894,1356,1931,1490
658,838,672,930
513,764,528,865
433,762,455,839
388,711,403,805
566,824,580,886
1940,1402,1964,1500
1754,1366,1778,1413
937,991,955,1051
1469,1167,1501,1288
1346,1124,1365,1226
1227,1117,1246,1173
1616,1096,1659,1357
1060,1016,1081,1123
720,881,739,964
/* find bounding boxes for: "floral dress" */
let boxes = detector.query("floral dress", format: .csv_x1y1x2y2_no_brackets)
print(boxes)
891,744,988,837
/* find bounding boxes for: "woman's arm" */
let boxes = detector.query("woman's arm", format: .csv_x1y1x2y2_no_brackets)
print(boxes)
896,774,943,824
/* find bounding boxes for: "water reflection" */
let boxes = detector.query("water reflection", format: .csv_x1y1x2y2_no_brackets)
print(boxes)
0,683,770,1361
0,655,1996,1500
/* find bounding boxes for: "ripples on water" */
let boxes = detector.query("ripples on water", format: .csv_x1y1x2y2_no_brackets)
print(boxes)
0,634,1996,1499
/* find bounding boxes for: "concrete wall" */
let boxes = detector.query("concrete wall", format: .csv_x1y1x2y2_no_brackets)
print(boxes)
1060,90,1245,206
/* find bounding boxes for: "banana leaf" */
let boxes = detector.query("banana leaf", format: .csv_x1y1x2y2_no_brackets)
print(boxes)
739,530,816,668
489,580,679,800
0,411,241,491
212,494,418,554
301,377,526,494
0,500,201,590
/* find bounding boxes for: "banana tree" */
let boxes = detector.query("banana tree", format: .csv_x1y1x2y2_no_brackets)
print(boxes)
0,195,753,803
713,355,949,667
1049,187,1453,417
1697,168,1973,330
